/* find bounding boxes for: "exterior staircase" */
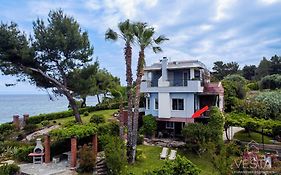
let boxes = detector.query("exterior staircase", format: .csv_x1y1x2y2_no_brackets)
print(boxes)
94,152,107,175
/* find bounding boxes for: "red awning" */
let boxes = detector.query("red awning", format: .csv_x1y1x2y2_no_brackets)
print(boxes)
156,117,194,123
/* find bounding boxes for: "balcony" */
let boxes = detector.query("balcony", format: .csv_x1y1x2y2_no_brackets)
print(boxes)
140,78,204,93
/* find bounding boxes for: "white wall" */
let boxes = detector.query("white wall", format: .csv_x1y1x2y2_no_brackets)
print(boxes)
170,93,194,118
158,92,171,118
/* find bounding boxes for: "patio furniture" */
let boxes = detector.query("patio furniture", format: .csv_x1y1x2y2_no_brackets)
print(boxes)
52,156,60,164
168,150,177,160
160,147,169,159
62,151,71,166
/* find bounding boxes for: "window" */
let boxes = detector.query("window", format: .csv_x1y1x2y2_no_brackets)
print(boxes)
194,69,200,79
172,99,184,110
166,122,174,129
154,98,159,110
146,98,150,110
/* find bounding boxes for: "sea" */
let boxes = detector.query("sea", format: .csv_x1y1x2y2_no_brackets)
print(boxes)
0,94,98,124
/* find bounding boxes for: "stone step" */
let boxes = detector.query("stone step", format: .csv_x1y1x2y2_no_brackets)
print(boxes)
96,164,106,169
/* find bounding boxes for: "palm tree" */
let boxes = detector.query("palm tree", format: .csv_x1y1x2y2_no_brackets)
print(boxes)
132,22,168,162
105,19,135,163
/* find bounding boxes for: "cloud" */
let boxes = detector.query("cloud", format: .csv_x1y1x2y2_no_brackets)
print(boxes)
1,0,281,93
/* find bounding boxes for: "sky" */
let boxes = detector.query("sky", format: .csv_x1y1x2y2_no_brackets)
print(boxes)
1,0,281,94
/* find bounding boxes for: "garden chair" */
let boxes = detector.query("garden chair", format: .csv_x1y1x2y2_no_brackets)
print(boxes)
168,150,177,160
160,147,169,159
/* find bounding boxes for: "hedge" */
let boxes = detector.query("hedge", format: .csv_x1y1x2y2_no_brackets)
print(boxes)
27,102,126,124
50,124,97,140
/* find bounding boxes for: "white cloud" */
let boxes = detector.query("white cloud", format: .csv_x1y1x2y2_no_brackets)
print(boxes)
1,0,281,92
214,0,237,21
259,0,281,5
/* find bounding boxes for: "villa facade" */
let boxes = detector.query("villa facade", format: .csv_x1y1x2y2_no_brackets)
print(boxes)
140,57,224,137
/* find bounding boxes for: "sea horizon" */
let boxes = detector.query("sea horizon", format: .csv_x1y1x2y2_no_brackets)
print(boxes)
0,94,98,124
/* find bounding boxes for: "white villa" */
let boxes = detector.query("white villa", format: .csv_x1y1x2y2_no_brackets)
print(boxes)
140,57,224,137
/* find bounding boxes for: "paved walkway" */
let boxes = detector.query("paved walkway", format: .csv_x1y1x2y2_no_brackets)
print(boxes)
25,125,60,141
19,161,76,175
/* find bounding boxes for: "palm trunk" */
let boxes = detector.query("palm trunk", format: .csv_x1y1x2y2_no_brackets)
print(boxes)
125,42,134,164
132,48,145,163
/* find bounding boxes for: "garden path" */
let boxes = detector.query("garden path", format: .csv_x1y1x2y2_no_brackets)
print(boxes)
19,161,75,175
25,125,60,141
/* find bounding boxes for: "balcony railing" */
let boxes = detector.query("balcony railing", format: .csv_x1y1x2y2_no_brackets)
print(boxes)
141,79,203,88
167,78,202,87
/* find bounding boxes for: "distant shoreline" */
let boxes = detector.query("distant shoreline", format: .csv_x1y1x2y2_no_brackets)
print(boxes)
0,95,97,124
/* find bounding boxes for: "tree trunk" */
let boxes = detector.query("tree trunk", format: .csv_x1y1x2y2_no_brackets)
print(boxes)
124,43,134,164
132,48,145,163
81,97,87,108
225,126,230,141
28,67,82,123
96,94,101,104
64,91,82,123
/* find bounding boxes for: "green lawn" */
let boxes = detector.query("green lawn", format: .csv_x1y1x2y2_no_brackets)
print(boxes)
181,151,218,175
233,130,272,144
128,145,164,174
50,109,118,125
128,145,218,175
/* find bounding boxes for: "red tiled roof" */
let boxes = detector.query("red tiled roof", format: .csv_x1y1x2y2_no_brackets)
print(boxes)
203,82,224,95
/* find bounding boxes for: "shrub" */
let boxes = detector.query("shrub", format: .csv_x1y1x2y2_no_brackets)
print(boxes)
260,74,281,90
23,124,37,134
83,111,89,116
104,136,126,175
78,144,96,173
254,90,281,119
98,121,119,136
140,115,157,137
90,114,105,125
14,146,34,162
224,74,247,85
50,124,97,140
0,123,14,134
137,134,144,145
41,120,50,127
26,103,123,125
222,75,248,112
136,148,145,161
182,107,224,154
272,126,281,138
63,120,77,127
247,82,259,90
0,124,14,141
236,99,269,119
145,156,201,175
209,107,224,143
206,142,238,175
0,163,20,175
182,123,209,154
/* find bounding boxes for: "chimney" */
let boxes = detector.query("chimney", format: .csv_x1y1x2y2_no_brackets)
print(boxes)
161,57,168,81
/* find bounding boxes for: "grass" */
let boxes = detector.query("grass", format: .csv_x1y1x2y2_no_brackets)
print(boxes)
181,151,218,175
50,109,118,125
128,145,218,175
233,130,272,144
128,145,164,175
